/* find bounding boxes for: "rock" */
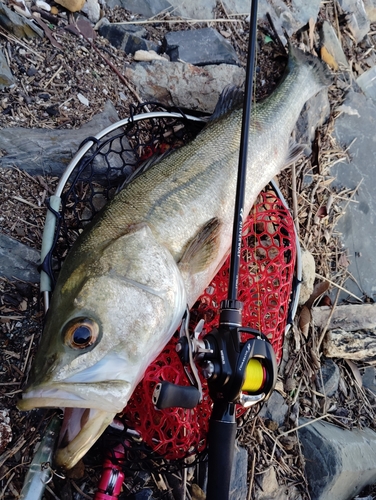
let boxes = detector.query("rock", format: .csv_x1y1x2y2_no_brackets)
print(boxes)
107,0,216,19
0,2,43,38
168,0,216,19
81,0,101,23
299,419,376,500
99,23,159,54
253,466,303,500
364,0,376,21
357,66,376,104
130,489,155,500
258,390,288,427
163,28,239,66
0,409,12,455
0,49,14,90
332,90,376,301
324,328,376,362
290,0,322,26
0,101,123,176
316,358,340,397
106,0,170,16
54,0,85,12
134,50,165,61
124,61,245,113
229,443,248,500
320,21,349,70
362,366,376,395
298,249,316,305
338,0,370,42
0,234,40,283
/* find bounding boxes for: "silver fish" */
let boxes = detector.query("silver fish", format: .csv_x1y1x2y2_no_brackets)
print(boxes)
18,45,331,469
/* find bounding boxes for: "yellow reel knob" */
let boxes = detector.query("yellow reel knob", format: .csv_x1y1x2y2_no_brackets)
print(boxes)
242,358,265,393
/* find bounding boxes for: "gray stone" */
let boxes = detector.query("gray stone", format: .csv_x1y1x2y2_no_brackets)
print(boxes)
123,60,245,113
364,0,376,21
316,359,340,397
299,419,376,500
0,49,14,90
320,21,349,70
98,23,158,54
362,366,376,395
132,489,155,500
291,0,322,26
338,0,370,42
81,0,101,23
332,90,376,301
229,443,248,500
168,0,216,19
0,234,40,283
106,0,170,16
258,390,288,427
0,2,43,38
0,101,120,176
357,66,376,104
253,466,303,500
163,28,239,66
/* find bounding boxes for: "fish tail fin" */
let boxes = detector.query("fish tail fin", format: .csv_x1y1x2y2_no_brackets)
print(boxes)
288,43,332,90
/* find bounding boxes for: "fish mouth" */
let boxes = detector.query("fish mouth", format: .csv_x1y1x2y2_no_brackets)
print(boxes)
18,380,132,413
55,408,115,469
18,381,131,469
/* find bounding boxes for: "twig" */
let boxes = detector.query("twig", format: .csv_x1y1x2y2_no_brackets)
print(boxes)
247,452,256,500
317,283,341,350
71,480,92,500
269,414,330,464
22,333,35,374
0,472,15,499
0,436,26,468
291,161,299,233
314,273,362,302
113,18,247,25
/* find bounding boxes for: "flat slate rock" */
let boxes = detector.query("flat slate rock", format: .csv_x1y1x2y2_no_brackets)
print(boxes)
0,49,14,89
332,89,376,301
124,60,245,113
0,101,123,176
299,418,376,499
0,234,40,282
99,22,159,54
163,28,239,66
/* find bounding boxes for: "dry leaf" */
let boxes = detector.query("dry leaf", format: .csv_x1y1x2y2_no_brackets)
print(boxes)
299,305,311,338
345,359,363,388
321,46,339,71
306,281,330,309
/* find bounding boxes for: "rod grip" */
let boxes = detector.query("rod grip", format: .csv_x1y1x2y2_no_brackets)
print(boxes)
206,415,237,500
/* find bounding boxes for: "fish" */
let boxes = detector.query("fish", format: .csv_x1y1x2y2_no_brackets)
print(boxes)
18,45,331,469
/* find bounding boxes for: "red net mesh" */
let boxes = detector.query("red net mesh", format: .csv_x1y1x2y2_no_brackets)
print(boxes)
123,189,296,460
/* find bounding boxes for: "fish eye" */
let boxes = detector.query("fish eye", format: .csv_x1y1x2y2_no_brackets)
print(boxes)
64,318,99,350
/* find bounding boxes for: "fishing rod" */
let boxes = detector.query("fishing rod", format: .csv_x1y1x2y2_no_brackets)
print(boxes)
203,1,277,498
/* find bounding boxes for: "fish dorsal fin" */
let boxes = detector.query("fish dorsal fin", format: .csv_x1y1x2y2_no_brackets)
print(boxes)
209,85,244,123
179,217,222,275
117,150,172,192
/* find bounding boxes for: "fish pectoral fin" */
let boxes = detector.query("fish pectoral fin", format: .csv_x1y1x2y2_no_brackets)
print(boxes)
282,140,306,168
179,217,222,274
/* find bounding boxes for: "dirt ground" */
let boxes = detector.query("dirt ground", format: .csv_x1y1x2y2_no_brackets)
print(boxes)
1,1,376,499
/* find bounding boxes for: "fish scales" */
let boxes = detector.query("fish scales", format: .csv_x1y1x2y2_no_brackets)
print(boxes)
18,45,331,470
